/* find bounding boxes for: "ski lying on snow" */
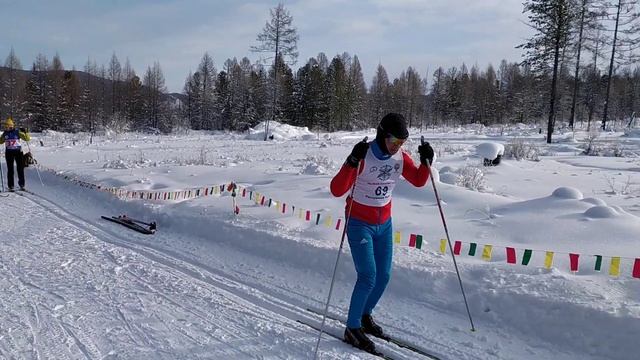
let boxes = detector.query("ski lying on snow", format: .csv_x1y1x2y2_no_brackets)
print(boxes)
305,308,442,360
101,215,155,235
295,319,396,360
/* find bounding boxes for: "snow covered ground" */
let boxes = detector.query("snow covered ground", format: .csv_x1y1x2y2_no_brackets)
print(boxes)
1,122,639,360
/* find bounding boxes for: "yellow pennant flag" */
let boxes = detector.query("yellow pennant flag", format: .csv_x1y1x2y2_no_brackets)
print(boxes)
440,239,447,254
481,245,493,261
214,186,219,195
394,231,402,245
544,251,554,269
324,215,333,227
299,208,304,219
609,257,621,277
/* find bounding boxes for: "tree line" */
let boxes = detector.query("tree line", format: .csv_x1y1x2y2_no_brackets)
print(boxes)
0,1,638,140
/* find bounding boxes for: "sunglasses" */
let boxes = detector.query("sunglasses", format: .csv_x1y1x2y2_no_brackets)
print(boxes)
387,134,406,146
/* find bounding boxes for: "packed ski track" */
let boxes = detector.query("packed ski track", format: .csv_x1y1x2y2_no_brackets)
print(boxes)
1,125,639,360
0,179,446,360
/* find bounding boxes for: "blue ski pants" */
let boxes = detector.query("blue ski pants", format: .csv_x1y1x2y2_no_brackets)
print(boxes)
345,218,393,328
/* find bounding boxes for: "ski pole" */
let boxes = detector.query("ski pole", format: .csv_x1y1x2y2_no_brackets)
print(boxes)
422,135,476,332
230,182,239,215
26,140,44,187
0,150,4,192
313,136,367,359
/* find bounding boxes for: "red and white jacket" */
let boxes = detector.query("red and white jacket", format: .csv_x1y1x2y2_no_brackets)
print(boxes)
330,146,429,225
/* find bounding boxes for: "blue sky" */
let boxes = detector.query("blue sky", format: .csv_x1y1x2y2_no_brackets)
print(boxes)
1,0,532,92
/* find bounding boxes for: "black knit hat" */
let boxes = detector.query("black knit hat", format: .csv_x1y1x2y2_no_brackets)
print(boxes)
377,113,409,140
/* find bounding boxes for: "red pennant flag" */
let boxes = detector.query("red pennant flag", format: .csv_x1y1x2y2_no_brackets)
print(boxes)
234,205,240,215
453,241,462,255
569,253,579,272
335,218,341,230
205,188,209,196
242,188,246,197
409,234,417,247
633,259,640,278
506,247,516,264
282,203,286,213
260,196,265,206
305,210,311,221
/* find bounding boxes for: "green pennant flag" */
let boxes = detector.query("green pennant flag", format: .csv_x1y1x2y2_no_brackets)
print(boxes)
594,255,603,271
415,234,423,249
522,249,532,265
468,243,477,256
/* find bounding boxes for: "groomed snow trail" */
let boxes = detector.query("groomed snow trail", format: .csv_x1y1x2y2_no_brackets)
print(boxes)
0,190,437,360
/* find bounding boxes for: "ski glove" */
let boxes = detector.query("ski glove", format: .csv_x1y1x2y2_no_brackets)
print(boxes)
418,142,434,166
346,140,369,168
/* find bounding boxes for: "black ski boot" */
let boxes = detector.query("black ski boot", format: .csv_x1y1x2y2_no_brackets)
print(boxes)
344,327,380,355
362,314,388,340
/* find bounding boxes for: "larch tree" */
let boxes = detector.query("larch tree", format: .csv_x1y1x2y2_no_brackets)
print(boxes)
108,52,122,115
3,47,23,118
599,0,640,129
251,3,299,140
519,0,576,143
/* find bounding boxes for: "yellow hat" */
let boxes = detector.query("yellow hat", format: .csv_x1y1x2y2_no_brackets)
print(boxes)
5,117,14,128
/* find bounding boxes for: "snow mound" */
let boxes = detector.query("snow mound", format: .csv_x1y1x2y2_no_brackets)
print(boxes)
439,166,455,174
552,187,583,199
581,197,607,206
584,206,619,218
246,121,315,141
610,205,629,215
624,128,640,138
476,142,505,159
440,172,458,185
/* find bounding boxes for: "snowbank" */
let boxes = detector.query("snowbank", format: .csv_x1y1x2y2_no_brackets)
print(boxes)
246,121,316,141
476,142,505,159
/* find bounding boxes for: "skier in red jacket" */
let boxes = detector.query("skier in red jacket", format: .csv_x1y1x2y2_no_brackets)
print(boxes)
330,113,434,354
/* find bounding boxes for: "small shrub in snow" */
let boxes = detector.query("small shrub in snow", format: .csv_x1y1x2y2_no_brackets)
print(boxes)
103,158,129,169
299,155,336,175
582,130,600,155
434,140,463,157
603,175,636,195
198,146,208,165
457,165,486,191
505,138,540,161
103,155,152,169
605,141,626,157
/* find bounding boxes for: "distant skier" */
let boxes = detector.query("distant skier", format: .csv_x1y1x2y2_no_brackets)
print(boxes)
330,113,434,354
0,117,31,191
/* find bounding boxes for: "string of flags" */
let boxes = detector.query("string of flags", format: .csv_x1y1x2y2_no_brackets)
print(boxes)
443,240,640,278
39,166,640,279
